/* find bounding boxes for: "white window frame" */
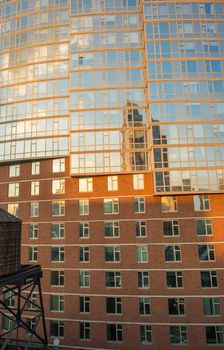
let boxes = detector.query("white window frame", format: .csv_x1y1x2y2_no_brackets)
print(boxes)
52,179,65,194
107,176,118,191
140,324,152,344
80,322,90,340
134,197,145,213
8,183,19,197
51,223,65,239
201,270,218,288
138,271,149,288
139,297,151,315
79,200,89,215
29,246,38,262
163,220,179,236
80,296,90,313
107,324,123,342
104,198,119,214
170,325,187,344
50,295,64,312
30,201,39,217
166,271,183,288
51,246,65,262
9,164,20,177
80,246,90,262
136,245,148,262
79,222,89,238
198,244,215,261
52,201,65,216
52,158,65,173
79,270,90,287
51,270,64,286
161,196,177,212
203,297,221,316
79,178,93,192
133,174,144,190
105,246,120,262
168,297,185,315
193,195,210,211
30,223,38,239
205,326,224,344
31,161,40,175
3,291,15,308
104,221,120,237
7,203,19,217
136,221,147,237
28,293,37,310
31,181,40,196
50,320,64,338
106,297,122,314
106,271,121,288
195,218,212,236
165,245,181,262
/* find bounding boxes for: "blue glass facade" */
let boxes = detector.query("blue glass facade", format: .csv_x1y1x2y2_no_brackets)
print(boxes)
145,1,224,192
70,0,149,173
0,0,70,160
0,0,224,192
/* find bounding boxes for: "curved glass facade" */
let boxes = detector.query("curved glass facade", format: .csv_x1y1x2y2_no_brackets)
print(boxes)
70,0,149,173
0,0,224,192
0,0,70,161
0,0,150,174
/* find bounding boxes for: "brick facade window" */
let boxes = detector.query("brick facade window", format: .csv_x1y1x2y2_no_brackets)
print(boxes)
50,320,64,337
205,326,224,344
166,272,183,288
203,298,221,316
80,322,90,340
107,324,123,342
80,296,90,313
138,271,149,288
168,298,185,315
106,297,122,314
139,297,151,315
51,270,64,286
200,271,218,288
170,326,187,344
140,325,152,344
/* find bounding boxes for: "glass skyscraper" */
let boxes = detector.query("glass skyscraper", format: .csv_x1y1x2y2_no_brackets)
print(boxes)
0,0,224,349
147,2,224,193
1,0,223,191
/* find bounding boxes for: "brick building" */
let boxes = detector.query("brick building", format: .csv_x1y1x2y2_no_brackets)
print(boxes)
0,158,223,348
0,0,224,348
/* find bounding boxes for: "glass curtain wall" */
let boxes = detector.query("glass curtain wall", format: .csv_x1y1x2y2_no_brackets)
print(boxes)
144,1,224,192
70,0,149,174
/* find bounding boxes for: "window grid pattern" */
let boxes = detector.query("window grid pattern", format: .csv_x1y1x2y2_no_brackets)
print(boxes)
201,271,218,288
147,2,224,193
165,245,181,262
70,1,149,175
1,0,224,194
104,221,120,237
203,297,221,316
166,271,183,288
196,219,212,235
168,298,185,315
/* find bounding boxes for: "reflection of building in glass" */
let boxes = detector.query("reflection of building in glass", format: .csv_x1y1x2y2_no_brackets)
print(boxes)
124,101,144,126
122,101,148,171
0,0,224,349
69,6,149,175
1,1,223,192
152,120,170,190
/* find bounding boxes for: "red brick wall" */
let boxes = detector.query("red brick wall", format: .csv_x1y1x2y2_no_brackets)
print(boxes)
0,158,223,349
